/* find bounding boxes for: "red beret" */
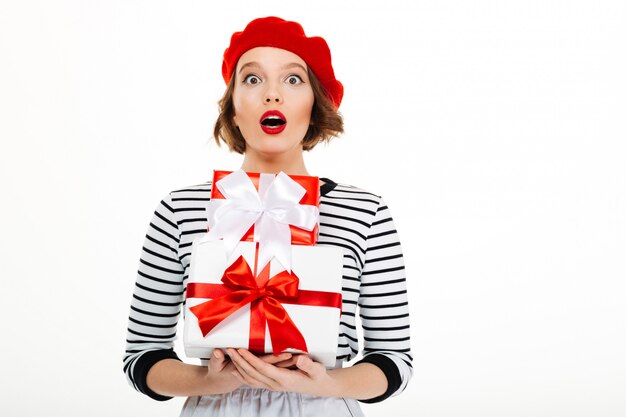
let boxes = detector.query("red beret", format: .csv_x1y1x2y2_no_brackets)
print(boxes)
222,16,344,108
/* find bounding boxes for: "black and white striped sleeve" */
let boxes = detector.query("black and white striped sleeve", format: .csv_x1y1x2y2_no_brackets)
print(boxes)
123,194,185,401
355,197,413,403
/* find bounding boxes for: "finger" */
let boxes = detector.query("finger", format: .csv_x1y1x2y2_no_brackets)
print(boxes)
295,355,323,378
227,349,268,387
209,349,227,372
238,349,295,385
259,352,292,364
228,350,270,388
231,367,255,388
230,368,244,382
229,348,282,390
273,356,299,368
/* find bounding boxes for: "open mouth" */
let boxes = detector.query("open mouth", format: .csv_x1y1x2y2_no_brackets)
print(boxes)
261,116,286,127
260,110,287,134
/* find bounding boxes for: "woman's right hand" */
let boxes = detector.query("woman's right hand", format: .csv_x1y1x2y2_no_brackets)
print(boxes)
204,348,241,394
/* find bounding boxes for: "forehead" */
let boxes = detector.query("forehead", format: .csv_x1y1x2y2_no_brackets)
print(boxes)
236,47,308,72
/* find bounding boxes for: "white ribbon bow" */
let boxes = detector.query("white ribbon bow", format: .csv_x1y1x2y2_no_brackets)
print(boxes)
203,170,318,272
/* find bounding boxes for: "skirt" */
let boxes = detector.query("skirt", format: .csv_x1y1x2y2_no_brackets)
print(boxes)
179,385,365,417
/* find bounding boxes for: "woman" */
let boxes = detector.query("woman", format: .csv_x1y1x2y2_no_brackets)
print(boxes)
124,16,413,416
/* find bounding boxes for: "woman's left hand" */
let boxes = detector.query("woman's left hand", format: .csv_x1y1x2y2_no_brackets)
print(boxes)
226,348,337,397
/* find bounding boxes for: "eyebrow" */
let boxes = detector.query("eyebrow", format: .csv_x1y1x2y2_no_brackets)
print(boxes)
238,61,307,74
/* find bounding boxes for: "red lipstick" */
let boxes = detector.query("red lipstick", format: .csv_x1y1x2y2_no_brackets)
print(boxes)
259,110,287,135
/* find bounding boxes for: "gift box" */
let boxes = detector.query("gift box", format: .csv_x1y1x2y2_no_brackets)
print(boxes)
209,170,320,245
184,239,343,367
205,169,321,272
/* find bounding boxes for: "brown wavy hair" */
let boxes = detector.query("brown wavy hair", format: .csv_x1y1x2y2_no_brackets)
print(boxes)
213,68,344,154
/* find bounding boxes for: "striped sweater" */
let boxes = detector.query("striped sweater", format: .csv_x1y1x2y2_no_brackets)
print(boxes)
123,178,413,403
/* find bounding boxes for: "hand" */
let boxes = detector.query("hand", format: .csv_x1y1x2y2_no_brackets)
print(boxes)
206,348,293,395
226,348,337,397
204,348,240,394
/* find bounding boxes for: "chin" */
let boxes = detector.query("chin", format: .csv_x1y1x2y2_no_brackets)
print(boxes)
246,137,304,156
255,146,300,157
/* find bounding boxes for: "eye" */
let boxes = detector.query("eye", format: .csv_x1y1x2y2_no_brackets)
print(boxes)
242,74,261,85
286,75,304,85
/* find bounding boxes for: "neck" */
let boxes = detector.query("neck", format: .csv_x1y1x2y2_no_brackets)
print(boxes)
240,148,310,176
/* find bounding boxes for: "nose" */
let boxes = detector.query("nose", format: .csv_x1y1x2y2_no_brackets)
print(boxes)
264,83,282,104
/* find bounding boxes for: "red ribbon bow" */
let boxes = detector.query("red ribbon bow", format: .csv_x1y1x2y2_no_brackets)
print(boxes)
189,255,308,354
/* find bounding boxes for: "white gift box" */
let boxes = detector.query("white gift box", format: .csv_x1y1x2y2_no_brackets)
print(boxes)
184,239,343,367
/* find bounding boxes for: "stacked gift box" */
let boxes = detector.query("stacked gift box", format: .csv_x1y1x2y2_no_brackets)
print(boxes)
184,170,343,367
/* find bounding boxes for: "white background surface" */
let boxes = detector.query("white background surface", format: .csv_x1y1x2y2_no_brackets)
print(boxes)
1,1,625,416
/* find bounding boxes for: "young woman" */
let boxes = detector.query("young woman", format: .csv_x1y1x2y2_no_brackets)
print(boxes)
124,16,413,416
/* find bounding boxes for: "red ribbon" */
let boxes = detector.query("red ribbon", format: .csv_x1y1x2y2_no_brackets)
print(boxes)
187,256,342,355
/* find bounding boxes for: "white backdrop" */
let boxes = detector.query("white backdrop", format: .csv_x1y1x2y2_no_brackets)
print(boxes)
1,1,625,416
